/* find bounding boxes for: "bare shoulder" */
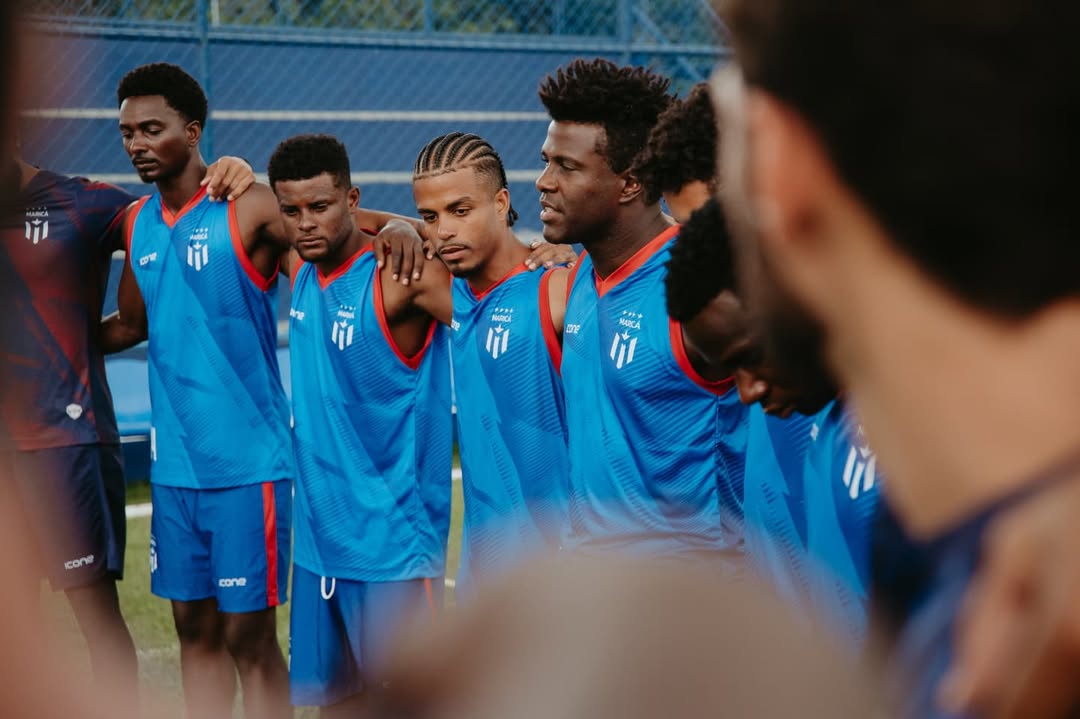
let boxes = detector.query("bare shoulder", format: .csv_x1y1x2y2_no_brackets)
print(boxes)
546,266,570,305
231,182,285,246
232,181,278,217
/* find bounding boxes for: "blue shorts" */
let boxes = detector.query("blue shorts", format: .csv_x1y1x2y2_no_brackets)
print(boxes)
150,479,291,613
289,565,442,707
1,444,125,591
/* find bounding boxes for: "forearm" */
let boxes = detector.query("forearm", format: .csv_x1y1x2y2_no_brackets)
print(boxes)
356,208,423,234
101,311,147,354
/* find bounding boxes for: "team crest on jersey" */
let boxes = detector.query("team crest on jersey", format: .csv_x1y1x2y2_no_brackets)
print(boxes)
485,306,513,359
842,425,877,500
24,207,49,244
609,309,643,369
331,304,356,350
187,228,210,271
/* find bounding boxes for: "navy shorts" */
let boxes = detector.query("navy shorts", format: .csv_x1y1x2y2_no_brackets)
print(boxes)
289,565,441,707
0,443,126,591
150,479,291,613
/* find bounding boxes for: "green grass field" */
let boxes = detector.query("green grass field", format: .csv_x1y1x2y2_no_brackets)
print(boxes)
44,477,464,717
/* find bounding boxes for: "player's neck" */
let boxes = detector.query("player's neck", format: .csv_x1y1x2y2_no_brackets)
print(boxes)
826,235,1080,539
316,226,371,278
157,154,208,215
586,207,672,279
466,231,530,295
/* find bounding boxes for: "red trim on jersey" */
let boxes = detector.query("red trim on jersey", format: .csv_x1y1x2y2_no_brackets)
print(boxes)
538,270,562,374
423,577,438,623
262,482,281,607
594,225,680,298
229,202,278,292
290,258,304,290
470,262,530,300
317,245,372,290
160,186,208,228
373,265,437,370
124,196,151,254
669,317,735,396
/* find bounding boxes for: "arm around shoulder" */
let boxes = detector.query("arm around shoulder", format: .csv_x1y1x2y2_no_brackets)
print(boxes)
101,203,148,353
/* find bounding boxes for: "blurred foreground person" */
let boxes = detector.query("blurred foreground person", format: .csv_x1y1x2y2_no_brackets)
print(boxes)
713,0,1080,716
370,555,886,719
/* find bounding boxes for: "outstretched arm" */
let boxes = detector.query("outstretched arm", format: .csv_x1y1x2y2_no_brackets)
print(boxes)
101,206,148,353
202,156,257,202
235,183,292,281
382,252,454,328
370,218,431,285
526,239,578,270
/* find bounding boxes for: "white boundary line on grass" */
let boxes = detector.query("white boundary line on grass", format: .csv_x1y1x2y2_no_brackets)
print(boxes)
125,467,463,519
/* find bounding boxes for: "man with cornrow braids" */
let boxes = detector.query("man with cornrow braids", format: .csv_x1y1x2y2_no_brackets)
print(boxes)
536,58,749,567
412,131,573,598
268,132,575,711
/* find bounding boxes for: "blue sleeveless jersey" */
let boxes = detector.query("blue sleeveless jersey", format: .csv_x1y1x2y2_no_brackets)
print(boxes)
803,400,879,646
127,189,292,489
289,248,452,581
742,406,816,609
450,266,569,592
561,227,748,559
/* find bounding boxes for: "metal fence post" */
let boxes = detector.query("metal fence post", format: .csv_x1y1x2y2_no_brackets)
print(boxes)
423,0,435,34
617,0,632,63
196,0,213,159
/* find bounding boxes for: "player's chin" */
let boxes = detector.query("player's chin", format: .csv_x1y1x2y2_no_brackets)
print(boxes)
540,224,569,245
444,258,479,278
295,243,328,262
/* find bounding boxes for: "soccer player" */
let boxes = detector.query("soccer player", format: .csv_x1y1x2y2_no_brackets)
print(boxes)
267,133,452,715
411,131,571,596
536,59,747,564
632,82,718,223
666,198,877,646
713,1,1080,715
1,138,252,711
104,62,294,719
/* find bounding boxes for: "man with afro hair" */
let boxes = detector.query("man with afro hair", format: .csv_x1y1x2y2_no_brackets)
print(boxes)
633,82,718,223
536,58,748,566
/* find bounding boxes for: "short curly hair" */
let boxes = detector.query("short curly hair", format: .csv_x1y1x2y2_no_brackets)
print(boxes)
538,58,674,176
665,197,736,322
267,134,351,190
117,63,208,127
634,83,717,205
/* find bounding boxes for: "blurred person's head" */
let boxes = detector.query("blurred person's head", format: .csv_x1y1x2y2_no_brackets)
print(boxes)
268,133,358,267
117,62,207,184
712,0,1080,528
369,556,884,718
633,82,718,222
666,197,835,416
2,3,23,206
412,132,519,278
536,58,673,246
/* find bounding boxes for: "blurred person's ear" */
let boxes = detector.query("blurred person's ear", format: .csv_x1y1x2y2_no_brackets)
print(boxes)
371,556,887,719
740,90,865,324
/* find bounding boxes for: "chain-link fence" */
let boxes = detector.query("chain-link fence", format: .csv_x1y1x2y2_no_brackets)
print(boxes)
21,0,726,237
